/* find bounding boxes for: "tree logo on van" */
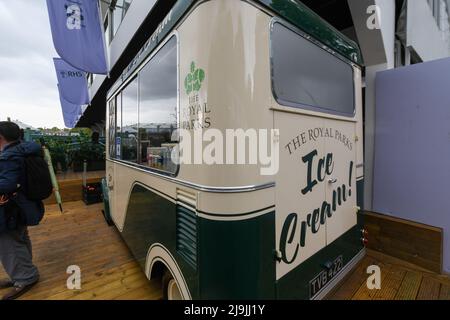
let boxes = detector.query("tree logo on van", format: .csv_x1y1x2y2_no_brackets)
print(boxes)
185,62,205,95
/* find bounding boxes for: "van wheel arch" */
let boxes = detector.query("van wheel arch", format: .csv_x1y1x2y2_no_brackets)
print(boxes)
145,244,191,300
149,260,166,281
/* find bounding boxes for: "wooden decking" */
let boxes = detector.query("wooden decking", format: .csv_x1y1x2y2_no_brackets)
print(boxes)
363,211,443,274
44,170,105,205
54,170,106,182
328,249,450,300
0,201,162,300
0,200,448,300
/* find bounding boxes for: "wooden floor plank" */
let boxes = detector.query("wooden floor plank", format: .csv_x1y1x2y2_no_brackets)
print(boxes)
0,201,156,300
84,273,155,300
328,256,374,300
372,266,406,300
352,260,389,300
114,280,162,300
439,285,450,300
395,271,423,300
22,261,139,300
416,276,441,300
50,266,144,300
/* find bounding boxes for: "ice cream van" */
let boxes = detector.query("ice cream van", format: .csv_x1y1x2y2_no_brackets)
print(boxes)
105,0,365,300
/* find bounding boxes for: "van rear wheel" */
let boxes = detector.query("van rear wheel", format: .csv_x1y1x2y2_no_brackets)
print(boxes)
162,270,182,300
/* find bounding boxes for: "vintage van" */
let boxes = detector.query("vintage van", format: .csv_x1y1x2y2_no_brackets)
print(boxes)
105,0,365,300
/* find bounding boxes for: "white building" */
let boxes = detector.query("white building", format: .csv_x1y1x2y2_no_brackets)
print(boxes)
347,0,450,211
79,0,450,212
3,118,36,130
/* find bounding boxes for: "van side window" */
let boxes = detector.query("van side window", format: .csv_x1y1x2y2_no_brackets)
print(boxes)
108,99,116,159
116,93,122,159
110,36,178,174
271,22,355,116
121,77,139,163
138,36,178,174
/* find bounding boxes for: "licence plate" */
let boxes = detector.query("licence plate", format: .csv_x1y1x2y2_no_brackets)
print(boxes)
309,255,344,299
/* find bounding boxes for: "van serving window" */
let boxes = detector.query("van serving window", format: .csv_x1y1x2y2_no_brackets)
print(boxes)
271,22,355,117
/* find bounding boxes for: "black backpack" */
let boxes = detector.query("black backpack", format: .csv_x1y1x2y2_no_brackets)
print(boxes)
24,153,53,201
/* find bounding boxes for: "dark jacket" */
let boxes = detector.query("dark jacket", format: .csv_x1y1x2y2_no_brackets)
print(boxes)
0,141,45,232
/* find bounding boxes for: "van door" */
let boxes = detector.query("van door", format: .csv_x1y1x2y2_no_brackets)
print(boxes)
271,21,360,297
274,111,358,296
274,111,327,280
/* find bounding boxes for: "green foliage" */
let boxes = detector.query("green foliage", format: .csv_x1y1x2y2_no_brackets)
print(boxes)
68,132,105,163
70,142,105,162
70,128,92,136
33,131,105,169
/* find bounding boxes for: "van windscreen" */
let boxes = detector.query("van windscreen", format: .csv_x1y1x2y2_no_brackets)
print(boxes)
271,22,355,117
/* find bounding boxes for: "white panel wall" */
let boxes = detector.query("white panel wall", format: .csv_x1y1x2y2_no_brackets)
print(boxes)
348,0,396,210
377,0,396,68
89,0,158,99
347,0,395,67
109,0,158,69
407,0,449,61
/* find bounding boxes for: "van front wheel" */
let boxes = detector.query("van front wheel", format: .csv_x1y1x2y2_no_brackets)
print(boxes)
162,270,182,300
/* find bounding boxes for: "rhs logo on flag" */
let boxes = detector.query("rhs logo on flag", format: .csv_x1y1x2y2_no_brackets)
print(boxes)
59,70,84,79
54,58,90,105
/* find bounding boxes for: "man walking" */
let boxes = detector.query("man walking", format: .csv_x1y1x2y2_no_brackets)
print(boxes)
0,122,43,300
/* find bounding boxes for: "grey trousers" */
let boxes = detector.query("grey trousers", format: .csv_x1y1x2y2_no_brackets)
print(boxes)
0,225,39,287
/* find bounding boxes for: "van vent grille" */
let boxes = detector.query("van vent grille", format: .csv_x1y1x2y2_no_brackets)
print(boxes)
176,205,197,269
176,189,197,269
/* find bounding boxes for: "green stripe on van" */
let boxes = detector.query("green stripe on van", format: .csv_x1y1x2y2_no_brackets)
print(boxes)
256,0,364,65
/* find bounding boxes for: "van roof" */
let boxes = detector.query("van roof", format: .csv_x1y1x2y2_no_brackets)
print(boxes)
255,0,363,65
111,0,362,98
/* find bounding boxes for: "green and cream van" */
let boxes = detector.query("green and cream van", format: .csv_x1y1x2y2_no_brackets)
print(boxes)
105,0,365,300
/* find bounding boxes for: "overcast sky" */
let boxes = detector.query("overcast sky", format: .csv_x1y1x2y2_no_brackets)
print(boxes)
0,0,64,128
